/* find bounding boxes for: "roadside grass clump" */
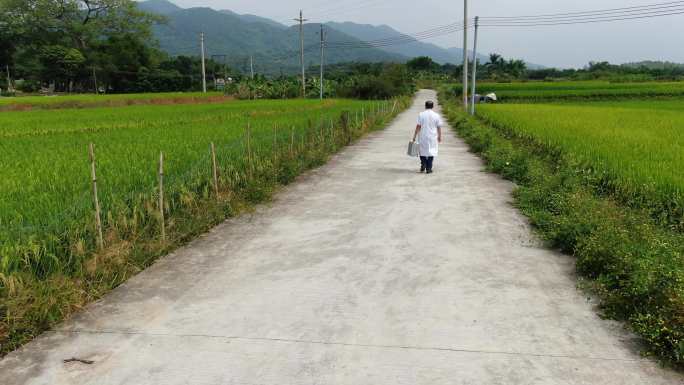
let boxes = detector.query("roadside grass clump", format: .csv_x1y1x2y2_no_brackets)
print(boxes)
439,89,684,367
0,96,411,355
444,81,684,103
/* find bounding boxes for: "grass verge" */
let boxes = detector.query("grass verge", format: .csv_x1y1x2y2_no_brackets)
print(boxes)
439,91,684,368
0,96,412,356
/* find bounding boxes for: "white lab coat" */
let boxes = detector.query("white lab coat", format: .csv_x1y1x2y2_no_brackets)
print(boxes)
417,110,443,157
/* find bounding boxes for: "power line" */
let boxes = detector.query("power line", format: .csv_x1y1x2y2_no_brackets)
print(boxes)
479,1,684,26
326,22,468,49
481,0,684,20
327,21,467,46
479,9,684,27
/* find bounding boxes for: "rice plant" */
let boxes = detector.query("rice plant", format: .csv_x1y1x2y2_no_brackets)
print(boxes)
477,99,684,228
0,98,399,280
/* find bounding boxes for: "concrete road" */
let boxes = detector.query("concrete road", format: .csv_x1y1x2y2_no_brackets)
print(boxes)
1,90,680,384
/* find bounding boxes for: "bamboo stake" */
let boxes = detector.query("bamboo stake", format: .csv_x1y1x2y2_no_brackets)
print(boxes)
290,126,295,158
342,111,351,144
158,151,165,241
273,125,278,183
329,118,334,150
246,123,253,179
88,143,104,249
210,142,219,197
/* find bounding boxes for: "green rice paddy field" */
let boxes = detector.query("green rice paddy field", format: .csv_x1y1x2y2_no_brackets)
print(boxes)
1,98,390,277
477,99,684,225
475,80,684,101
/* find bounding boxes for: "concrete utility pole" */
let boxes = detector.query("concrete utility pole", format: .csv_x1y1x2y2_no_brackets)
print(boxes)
462,0,469,110
250,55,254,79
200,32,207,93
6,65,12,93
470,16,479,115
319,24,325,100
294,10,308,98
92,67,98,94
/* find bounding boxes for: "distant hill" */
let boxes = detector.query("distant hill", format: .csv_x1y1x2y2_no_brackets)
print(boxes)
138,0,182,15
327,22,488,65
219,10,287,30
138,0,405,75
138,0,545,74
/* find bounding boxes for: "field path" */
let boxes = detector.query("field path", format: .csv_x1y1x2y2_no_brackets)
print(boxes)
1,90,680,384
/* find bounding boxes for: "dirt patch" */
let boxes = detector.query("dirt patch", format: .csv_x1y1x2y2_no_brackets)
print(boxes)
0,95,235,112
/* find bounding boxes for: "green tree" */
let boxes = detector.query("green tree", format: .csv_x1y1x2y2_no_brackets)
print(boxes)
407,56,439,72
2,0,163,92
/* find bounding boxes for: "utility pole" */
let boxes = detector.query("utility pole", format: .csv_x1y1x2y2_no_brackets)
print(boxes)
462,0,469,110
319,24,325,100
470,16,479,115
294,10,308,98
200,32,207,93
92,67,98,95
250,55,254,79
6,65,12,93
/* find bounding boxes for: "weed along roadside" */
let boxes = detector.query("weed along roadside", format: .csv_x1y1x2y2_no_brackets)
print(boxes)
438,88,684,368
0,96,412,356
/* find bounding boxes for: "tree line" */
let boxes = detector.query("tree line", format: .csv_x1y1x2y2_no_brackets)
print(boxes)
0,0,229,94
408,55,684,83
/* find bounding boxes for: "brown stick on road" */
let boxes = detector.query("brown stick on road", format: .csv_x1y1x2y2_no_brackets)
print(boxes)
0,90,680,384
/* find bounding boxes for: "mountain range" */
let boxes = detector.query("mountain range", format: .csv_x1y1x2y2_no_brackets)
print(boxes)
138,0,517,75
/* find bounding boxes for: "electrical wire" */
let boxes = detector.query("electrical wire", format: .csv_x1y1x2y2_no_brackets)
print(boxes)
481,0,684,20
479,10,684,27
479,1,684,26
326,22,469,49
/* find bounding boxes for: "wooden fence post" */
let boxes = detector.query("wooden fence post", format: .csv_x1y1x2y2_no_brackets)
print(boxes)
329,118,335,148
88,143,104,249
158,151,165,241
246,123,253,179
329,118,333,147
290,126,295,158
342,111,350,144
210,142,219,197
273,125,278,183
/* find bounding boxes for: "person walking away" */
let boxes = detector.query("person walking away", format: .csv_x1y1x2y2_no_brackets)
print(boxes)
412,100,443,174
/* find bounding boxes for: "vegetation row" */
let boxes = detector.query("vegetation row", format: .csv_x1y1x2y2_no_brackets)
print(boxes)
440,89,684,367
443,81,684,103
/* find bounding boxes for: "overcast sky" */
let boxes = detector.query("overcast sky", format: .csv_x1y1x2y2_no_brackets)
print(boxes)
166,0,683,68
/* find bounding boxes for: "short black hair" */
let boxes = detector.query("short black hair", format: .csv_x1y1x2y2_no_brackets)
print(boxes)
425,100,434,109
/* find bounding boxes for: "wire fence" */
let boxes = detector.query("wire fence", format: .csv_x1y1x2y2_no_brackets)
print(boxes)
0,99,402,279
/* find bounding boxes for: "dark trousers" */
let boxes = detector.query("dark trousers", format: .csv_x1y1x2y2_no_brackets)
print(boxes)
420,156,434,171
